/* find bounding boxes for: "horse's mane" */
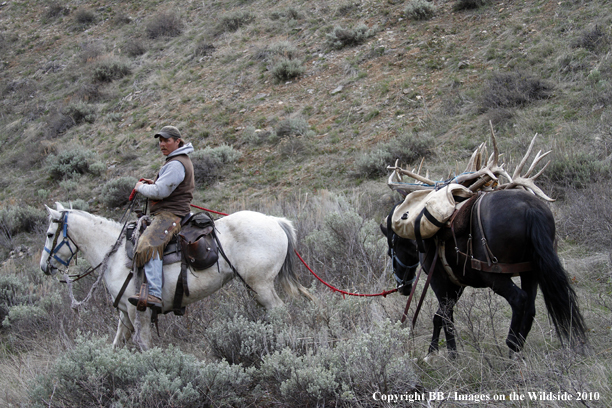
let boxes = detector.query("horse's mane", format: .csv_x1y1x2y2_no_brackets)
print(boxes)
62,209,123,231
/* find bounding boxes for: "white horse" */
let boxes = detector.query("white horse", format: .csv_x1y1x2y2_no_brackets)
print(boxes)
40,203,313,349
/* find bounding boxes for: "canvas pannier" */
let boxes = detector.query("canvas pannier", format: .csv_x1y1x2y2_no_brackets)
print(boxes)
391,183,474,240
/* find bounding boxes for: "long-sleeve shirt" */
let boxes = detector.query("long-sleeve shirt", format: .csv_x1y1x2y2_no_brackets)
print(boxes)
137,143,194,200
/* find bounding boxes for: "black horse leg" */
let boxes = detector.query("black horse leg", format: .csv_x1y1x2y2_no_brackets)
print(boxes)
517,274,538,346
428,309,444,355
428,288,464,358
491,279,528,352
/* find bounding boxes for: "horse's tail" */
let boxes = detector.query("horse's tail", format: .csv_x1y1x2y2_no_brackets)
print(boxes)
527,207,587,346
276,218,315,302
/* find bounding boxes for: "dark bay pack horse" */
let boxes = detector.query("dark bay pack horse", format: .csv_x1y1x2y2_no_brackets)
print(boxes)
381,189,587,356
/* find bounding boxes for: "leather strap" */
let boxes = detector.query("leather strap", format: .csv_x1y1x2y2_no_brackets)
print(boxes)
415,207,445,253
401,265,423,324
411,249,438,329
113,272,134,308
400,247,439,328
470,258,532,274
172,261,188,315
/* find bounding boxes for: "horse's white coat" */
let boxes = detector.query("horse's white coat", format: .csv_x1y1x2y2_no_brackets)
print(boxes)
40,203,311,349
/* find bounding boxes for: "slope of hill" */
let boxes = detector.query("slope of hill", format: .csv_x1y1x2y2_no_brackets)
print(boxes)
1,0,610,214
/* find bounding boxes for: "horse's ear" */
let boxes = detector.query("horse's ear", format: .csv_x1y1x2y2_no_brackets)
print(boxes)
55,202,65,211
46,204,61,221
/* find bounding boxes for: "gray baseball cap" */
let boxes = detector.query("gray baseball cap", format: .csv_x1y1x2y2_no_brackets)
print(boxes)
154,126,182,139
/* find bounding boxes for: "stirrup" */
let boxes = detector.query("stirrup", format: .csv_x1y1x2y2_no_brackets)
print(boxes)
136,283,148,312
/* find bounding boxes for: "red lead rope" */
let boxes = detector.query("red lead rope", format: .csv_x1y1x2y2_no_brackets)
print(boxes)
188,203,398,298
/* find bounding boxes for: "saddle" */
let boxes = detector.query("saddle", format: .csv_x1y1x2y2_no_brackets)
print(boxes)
125,212,218,270
123,212,219,315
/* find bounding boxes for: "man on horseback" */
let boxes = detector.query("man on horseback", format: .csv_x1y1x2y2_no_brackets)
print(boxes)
128,126,195,312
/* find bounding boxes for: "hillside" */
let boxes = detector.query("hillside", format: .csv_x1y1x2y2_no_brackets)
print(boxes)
1,0,610,213
2,0,612,406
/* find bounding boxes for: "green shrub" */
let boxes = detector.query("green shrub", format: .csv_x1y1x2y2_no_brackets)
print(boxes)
145,12,183,39
275,116,309,137
217,11,254,34
355,133,435,178
479,71,553,112
0,205,46,237
255,41,299,61
405,0,436,20
46,147,104,180
454,0,488,10
259,319,418,405
573,25,609,53
101,177,138,208
304,199,386,283
260,348,340,406
194,42,215,58
73,7,96,27
58,199,89,211
29,336,257,407
200,144,242,164
205,314,277,366
190,145,241,186
0,274,31,323
191,152,221,186
123,38,147,57
542,152,612,189
92,58,131,82
271,58,304,82
64,102,96,124
44,111,75,138
43,2,69,21
326,24,374,50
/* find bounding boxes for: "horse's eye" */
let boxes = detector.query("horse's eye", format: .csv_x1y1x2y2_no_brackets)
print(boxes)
47,233,54,238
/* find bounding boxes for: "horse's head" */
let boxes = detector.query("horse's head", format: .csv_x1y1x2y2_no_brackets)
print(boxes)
380,211,420,296
40,203,78,275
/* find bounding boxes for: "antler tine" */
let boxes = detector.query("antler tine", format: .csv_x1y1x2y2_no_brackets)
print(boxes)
489,120,500,166
524,150,552,178
503,177,555,202
387,160,436,186
512,133,538,179
464,142,487,172
529,159,551,180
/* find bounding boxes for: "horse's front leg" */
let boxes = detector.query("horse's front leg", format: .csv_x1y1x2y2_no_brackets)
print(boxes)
113,310,134,347
128,306,153,351
428,309,444,355
428,285,464,359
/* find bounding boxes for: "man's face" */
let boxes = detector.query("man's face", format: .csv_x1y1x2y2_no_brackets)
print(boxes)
158,136,181,156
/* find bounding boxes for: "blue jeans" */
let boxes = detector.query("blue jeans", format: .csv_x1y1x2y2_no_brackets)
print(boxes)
144,254,163,299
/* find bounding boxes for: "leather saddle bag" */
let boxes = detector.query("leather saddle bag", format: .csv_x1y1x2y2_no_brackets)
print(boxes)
178,212,219,270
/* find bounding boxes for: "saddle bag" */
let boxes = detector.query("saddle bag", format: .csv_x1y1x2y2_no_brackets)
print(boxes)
392,183,474,240
178,212,219,270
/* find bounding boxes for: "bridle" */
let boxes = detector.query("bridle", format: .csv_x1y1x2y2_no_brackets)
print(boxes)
44,211,102,282
386,206,420,290
45,211,79,269
389,233,420,288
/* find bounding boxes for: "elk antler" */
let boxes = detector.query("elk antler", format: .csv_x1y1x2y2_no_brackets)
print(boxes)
386,122,554,201
453,124,512,190
498,133,554,201
387,159,437,196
